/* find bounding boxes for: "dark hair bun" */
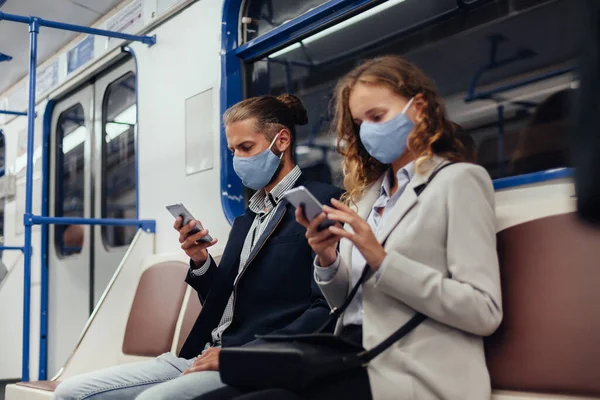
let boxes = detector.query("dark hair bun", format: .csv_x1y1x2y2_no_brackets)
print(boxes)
277,93,309,126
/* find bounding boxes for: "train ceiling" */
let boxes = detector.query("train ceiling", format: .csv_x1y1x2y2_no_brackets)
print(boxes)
0,0,122,95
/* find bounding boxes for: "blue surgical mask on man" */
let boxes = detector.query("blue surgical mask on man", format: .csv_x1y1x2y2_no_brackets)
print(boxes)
359,97,415,164
233,132,283,190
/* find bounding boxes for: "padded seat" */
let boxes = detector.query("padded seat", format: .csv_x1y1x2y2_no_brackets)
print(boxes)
122,261,189,356
8,259,191,397
486,213,600,397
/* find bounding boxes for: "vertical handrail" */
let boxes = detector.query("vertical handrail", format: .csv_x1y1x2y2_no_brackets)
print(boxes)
21,18,39,382
0,11,156,383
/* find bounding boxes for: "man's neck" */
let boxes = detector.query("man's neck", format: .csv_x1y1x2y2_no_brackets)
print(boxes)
265,160,296,194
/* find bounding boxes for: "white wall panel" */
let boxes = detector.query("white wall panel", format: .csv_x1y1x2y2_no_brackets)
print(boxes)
133,0,230,257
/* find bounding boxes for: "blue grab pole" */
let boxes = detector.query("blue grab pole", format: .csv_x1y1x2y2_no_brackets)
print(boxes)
0,246,25,252
0,11,156,46
29,216,156,232
21,18,39,383
0,110,28,116
0,9,158,384
465,66,575,102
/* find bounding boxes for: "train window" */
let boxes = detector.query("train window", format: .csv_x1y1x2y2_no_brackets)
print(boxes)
244,0,575,185
101,72,137,248
242,0,330,42
55,104,86,256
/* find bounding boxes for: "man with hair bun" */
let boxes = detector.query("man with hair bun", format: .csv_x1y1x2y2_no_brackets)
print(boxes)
53,94,342,400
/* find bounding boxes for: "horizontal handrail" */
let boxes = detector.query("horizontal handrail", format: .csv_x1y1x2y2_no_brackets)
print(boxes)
0,11,156,46
28,215,156,233
465,67,576,102
0,246,25,252
493,168,573,190
0,110,28,116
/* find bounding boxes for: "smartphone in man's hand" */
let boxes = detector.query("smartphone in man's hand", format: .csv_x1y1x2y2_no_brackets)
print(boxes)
166,203,214,243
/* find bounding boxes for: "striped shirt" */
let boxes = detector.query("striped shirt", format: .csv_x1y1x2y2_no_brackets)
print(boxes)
192,166,302,351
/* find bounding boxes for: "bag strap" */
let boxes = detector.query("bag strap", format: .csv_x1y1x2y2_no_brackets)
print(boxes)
318,162,457,354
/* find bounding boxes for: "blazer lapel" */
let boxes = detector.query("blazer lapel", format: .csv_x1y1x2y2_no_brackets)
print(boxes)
240,201,288,272
376,157,446,244
218,211,254,284
339,177,384,279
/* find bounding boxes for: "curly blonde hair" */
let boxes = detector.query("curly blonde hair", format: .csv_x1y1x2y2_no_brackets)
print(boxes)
332,55,465,203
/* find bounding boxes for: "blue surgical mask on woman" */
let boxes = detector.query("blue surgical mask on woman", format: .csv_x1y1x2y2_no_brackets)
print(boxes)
359,97,415,164
233,132,283,190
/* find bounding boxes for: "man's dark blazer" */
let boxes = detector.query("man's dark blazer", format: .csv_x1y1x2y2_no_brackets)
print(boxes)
179,175,343,359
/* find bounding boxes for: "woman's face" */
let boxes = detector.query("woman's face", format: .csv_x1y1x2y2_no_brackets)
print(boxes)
348,82,418,127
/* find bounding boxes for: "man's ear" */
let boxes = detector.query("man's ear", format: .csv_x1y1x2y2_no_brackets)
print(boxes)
274,128,292,154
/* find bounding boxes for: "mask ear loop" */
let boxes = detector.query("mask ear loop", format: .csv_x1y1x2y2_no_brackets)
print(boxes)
269,131,285,159
401,97,415,114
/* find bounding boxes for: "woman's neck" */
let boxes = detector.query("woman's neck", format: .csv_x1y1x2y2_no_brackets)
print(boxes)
391,151,415,177
389,151,415,196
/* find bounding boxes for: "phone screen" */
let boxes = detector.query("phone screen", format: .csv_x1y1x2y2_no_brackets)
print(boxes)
166,203,214,242
283,187,336,231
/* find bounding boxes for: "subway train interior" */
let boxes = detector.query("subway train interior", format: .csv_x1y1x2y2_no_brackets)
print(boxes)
0,0,597,399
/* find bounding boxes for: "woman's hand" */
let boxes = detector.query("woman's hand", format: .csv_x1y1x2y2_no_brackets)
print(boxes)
324,199,386,270
295,206,341,267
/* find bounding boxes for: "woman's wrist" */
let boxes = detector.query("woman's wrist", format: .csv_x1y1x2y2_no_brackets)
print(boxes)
318,248,337,267
369,248,387,271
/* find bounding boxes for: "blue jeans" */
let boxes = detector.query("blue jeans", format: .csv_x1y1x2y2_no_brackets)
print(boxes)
53,353,225,400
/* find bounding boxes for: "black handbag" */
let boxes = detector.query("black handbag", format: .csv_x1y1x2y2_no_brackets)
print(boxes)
219,162,455,391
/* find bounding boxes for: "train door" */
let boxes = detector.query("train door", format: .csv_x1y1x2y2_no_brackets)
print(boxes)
47,59,136,375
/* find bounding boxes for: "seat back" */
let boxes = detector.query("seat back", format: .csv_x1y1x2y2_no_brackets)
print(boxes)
122,261,189,356
176,291,202,354
175,255,221,354
486,213,600,396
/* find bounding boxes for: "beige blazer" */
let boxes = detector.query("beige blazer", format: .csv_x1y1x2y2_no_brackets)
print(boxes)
316,157,502,400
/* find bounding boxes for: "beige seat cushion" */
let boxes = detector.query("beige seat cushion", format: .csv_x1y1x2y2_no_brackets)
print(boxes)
122,261,189,356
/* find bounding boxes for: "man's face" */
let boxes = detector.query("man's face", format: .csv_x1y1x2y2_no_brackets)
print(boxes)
226,118,272,159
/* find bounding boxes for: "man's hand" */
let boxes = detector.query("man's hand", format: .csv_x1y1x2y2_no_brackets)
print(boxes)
174,217,218,266
182,347,221,375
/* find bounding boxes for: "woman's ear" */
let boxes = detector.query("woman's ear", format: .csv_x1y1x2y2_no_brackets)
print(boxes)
412,93,426,120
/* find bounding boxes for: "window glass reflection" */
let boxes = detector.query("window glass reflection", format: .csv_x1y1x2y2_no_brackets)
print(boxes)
102,72,137,248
